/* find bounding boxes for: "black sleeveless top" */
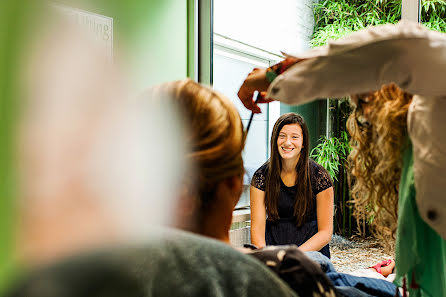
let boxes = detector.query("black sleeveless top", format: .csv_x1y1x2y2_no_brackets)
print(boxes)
251,159,333,258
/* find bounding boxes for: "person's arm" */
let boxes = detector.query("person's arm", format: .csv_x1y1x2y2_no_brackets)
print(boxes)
238,58,301,113
267,21,446,105
250,186,267,248
237,68,270,114
298,187,334,252
238,21,446,111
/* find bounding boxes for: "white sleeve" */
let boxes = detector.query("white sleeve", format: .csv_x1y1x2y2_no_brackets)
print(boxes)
267,20,446,105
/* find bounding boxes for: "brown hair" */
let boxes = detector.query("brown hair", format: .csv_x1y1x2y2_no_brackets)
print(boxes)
162,79,246,212
347,83,412,245
265,113,312,226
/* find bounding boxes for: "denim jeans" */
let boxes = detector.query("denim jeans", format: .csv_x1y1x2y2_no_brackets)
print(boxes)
305,251,401,297
335,287,374,297
305,251,336,272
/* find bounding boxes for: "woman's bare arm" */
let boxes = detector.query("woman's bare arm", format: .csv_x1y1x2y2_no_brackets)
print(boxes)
250,186,267,248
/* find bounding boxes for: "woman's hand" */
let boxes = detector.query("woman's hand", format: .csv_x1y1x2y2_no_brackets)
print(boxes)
237,68,273,114
238,57,303,113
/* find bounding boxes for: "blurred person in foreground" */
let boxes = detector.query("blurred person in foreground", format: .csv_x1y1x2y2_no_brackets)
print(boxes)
156,79,246,243
237,20,446,297
4,8,297,297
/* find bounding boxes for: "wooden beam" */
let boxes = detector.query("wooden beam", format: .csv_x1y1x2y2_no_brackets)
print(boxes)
402,0,421,23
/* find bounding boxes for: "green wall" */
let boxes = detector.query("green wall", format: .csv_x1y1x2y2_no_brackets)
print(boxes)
0,0,26,290
54,0,189,88
0,0,191,292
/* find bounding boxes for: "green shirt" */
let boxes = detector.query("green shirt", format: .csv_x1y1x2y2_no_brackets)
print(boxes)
395,142,446,297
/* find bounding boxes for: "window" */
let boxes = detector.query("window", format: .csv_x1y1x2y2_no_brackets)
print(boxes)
213,34,281,208
209,0,318,209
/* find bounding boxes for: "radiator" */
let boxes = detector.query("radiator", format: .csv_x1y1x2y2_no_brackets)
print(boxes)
229,224,251,248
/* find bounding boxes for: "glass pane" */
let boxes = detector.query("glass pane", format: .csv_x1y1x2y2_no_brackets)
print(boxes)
213,50,269,208
213,51,268,120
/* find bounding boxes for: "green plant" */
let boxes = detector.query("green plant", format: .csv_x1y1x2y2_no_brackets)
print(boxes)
311,0,402,48
311,131,352,237
422,0,446,32
311,0,446,49
310,131,350,181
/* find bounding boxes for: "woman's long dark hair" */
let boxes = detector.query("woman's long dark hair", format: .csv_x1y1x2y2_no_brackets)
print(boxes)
265,113,312,226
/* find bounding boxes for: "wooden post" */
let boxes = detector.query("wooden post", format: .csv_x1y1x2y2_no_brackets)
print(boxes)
402,0,421,23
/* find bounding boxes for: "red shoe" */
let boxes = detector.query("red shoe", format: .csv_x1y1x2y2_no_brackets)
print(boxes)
369,259,392,274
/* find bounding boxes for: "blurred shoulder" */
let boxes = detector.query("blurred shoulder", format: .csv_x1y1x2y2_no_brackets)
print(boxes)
5,229,297,297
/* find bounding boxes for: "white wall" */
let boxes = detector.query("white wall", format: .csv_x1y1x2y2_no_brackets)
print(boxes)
214,0,315,55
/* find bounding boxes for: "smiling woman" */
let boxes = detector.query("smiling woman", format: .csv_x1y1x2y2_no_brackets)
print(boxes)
250,113,334,258
277,123,303,161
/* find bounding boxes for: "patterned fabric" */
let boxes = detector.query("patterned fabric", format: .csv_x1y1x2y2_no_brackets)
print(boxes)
248,245,339,297
251,159,333,257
